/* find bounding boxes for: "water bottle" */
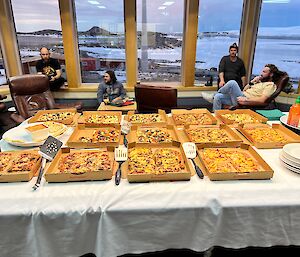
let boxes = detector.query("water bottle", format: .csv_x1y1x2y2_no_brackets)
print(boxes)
287,96,300,127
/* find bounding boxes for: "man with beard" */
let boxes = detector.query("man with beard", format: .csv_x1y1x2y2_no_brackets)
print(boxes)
218,43,246,90
97,70,127,104
213,64,283,111
36,47,65,91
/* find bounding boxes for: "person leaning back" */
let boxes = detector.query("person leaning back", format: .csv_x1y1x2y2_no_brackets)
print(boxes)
218,43,246,90
36,47,65,91
213,64,285,111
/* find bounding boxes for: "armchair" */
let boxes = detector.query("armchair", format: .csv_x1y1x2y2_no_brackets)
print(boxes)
9,74,83,123
134,84,177,113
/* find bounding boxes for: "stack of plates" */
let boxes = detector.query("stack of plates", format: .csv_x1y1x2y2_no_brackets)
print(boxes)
280,143,300,174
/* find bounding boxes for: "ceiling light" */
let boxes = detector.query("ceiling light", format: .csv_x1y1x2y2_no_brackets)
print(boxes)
158,6,166,10
263,0,289,3
163,1,174,6
97,5,106,9
88,1,100,4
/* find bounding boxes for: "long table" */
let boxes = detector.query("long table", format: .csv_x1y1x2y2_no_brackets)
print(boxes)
0,119,300,257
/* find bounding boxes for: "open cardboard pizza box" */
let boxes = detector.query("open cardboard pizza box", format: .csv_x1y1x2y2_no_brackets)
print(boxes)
44,147,115,182
215,109,268,127
197,144,274,181
66,124,121,148
170,108,217,126
28,108,79,125
237,123,300,149
125,109,168,126
125,141,191,182
127,125,179,146
77,111,122,126
0,150,41,182
179,124,243,148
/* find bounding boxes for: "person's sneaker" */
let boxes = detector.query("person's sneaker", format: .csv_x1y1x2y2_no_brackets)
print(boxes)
201,92,215,103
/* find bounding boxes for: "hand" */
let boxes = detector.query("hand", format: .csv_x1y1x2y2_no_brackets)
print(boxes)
250,76,261,84
219,81,225,87
237,96,248,104
49,76,56,82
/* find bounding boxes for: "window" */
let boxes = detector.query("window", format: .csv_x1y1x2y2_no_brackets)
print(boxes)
11,0,64,76
74,0,126,83
253,0,300,91
137,0,184,83
195,0,243,85
0,48,7,85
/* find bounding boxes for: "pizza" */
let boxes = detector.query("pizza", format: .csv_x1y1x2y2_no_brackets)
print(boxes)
37,112,75,122
199,148,260,173
221,113,260,124
0,152,13,172
137,128,173,143
85,114,120,124
43,121,67,137
92,128,119,142
173,113,212,125
79,128,119,143
154,148,185,173
128,148,185,174
7,152,41,172
186,127,231,143
129,114,164,124
127,148,156,174
244,127,288,143
58,151,112,174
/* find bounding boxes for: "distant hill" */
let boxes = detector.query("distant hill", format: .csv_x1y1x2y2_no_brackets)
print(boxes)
17,29,62,35
78,26,116,36
17,26,116,36
218,26,300,40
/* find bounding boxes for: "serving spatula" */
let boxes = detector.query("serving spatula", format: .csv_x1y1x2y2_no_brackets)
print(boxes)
114,147,128,185
33,136,63,190
183,142,204,179
121,120,131,148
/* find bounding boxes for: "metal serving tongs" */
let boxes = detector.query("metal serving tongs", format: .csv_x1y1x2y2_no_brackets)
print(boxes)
114,147,128,186
183,142,204,179
33,136,63,190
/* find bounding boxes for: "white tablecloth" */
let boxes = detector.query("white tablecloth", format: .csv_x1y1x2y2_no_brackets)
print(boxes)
1,119,300,257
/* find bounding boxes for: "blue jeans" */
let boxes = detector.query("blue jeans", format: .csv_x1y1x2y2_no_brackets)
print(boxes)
213,80,244,111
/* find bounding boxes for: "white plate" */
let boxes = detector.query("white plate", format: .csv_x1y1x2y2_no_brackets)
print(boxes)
280,115,300,131
282,143,300,161
280,159,300,174
3,122,67,147
279,152,300,168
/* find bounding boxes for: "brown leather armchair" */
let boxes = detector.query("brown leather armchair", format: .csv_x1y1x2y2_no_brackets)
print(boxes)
230,73,289,110
135,84,177,113
9,74,83,123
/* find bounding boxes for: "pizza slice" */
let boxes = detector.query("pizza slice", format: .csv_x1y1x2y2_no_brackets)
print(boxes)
8,152,40,172
0,152,13,172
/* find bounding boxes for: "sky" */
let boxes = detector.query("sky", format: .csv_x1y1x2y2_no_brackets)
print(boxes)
11,0,300,33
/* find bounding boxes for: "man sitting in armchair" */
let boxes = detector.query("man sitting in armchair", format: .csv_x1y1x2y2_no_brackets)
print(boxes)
213,64,286,111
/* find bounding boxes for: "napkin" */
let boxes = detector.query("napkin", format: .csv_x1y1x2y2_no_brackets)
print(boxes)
256,109,284,121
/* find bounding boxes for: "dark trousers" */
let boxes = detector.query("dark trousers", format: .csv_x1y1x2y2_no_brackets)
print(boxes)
49,77,65,91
